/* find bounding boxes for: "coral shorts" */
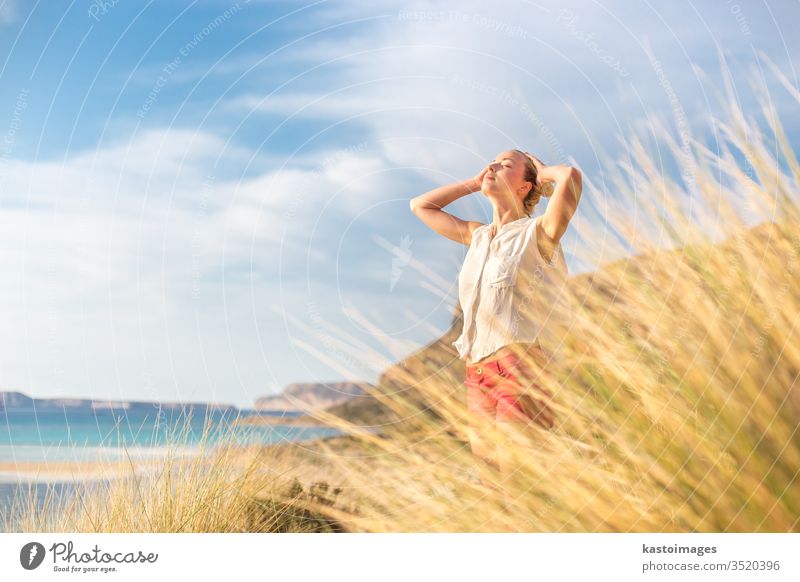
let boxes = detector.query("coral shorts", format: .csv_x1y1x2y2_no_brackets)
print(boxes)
464,352,555,429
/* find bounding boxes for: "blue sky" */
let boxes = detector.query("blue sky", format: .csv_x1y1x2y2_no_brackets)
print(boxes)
0,0,797,408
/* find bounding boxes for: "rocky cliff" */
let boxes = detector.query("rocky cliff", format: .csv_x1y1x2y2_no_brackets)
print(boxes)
254,381,372,413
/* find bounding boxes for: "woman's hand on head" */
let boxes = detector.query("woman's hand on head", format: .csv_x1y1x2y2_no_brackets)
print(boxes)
524,152,558,197
524,151,545,172
524,152,553,183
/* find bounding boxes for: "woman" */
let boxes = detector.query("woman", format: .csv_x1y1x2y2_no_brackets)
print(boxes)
410,149,582,491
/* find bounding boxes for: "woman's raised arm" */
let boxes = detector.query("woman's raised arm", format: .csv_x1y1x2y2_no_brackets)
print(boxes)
410,168,489,246
527,156,582,245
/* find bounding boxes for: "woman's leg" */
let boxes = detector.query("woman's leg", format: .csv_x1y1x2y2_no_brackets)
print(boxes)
494,405,530,511
465,382,501,489
493,357,557,509
497,354,556,430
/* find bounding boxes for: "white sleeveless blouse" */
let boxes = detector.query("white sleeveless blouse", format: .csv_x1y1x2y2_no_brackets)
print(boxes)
452,215,569,364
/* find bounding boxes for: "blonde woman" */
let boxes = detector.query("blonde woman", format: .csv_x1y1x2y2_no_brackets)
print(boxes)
410,149,582,492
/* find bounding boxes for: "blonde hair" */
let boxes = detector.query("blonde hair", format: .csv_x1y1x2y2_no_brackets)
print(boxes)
513,149,552,217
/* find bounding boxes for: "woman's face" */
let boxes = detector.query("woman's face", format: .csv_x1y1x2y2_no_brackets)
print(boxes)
482,150,530,201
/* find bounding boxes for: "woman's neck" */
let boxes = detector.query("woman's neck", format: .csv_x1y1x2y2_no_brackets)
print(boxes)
491,206,527,228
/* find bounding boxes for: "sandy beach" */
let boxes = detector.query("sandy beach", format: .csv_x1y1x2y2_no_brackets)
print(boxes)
0,448,224,531
232,414,331,427
0,459,172,483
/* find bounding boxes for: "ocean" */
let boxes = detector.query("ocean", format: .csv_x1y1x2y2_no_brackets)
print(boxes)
0,407,345,530
0,408,343,461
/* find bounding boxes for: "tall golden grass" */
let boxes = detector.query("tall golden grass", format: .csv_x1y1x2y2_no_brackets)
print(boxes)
1,412,355,532
5,60,799,533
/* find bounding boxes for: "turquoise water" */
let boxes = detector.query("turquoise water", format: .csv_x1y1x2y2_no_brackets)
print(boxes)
0,408,344,464
0,407,349,530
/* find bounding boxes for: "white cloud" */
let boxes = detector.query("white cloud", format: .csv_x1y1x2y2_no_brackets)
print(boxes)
0,123,437,406
0,0,16,24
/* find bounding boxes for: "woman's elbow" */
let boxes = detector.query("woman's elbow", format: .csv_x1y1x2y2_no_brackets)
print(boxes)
567,166,582,183
567,167,583,200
